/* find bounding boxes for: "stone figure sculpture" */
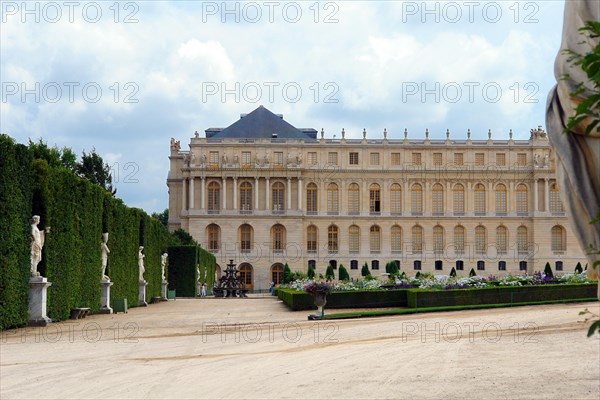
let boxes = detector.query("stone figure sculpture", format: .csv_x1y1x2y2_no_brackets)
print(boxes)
101,232,110,280
161,253,168,281
546,0,599,297
138,246,145,282
30,215,48,277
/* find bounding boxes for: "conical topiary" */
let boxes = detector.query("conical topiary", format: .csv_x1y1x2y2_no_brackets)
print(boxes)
283,263,292,283
544,262,553,278
469,268,476,277
307,264,315,279
575,262,583,274
361,262,370,277
450,267,457,277
325,265,335,281
339,264,350,281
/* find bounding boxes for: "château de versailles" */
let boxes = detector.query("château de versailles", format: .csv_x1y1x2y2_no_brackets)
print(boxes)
167,106,586,291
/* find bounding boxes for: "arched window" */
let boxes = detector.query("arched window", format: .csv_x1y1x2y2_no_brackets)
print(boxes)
454,225,465,255
474,183,486,215
239,224,253,253
433,225,444,255
516,184,528,215
412,225,423,254
551,225,566,253
370,225,381,253
239,263,253,289
550,183,564,213
495,184,507,215
369,183,381,214
307,225,317,253
432,183,444,215
453,184,465,215
391,225,402,253
239,182,253,212
411,184,423,215
272,182,285,212
517,225,528,254
328,225,339,253
496,225,507,255
327,183,339,214
475,225,486,255
349,225,360,254
390,183,402,215
271,264,284,285
272,224,286,252
207,181,220,212
207,224,220,252
348,183,360,214
306,183,318,214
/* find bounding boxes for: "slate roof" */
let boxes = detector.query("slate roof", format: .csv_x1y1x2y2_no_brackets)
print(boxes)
205,106,316,139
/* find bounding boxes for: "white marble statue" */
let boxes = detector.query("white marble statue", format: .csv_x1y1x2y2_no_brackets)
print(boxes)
534,153,540,167
138,246,145,282
161,253,168,281
201,153,207,165
30,216,49,277
101,232,110,280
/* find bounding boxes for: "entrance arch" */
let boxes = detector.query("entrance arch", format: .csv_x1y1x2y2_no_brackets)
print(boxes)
271,263,284,285
238,263,253,290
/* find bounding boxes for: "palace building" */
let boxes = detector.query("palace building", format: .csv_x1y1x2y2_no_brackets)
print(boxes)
167,106,586,291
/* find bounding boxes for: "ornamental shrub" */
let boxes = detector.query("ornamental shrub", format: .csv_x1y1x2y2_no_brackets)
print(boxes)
544,262,554,278
283,263,292,283
307,264,315,279
449,267,457,277
575,262,583,274
469,268,477,277
361,262,370,277
325,265,335,281
339,265,350,281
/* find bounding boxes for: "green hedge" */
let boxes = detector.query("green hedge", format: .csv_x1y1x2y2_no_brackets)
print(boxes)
167,245,216,297
277,288,409,311
407,284,599,308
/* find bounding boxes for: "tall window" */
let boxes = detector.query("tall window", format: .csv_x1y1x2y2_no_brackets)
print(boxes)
241,151,252,167
551,225,566,253
412,225,423,254
390,183,402,215
327,152,338,165
391,153,401,166
475,225,486,255
240,182,252,212
349,225,360,254
306,183,318,214
327,183,339,214
412,153,422,165
496,153,506,166
207,181,220,212
433,153,442,166
519,261,527,271
550,183,564,213
474,183,486,215
274,152,284,166
272,182,285,212
498,261,506,271
307,225,317,253
350,260,358,270
209,151,219,166
369,183,381,213
207,224,220,252
517,153,527,166
433,225,444,255
454,225,465,255
453,184,465,215
348,183,360,214
239,224,253,253
477,260,485,270
516,184,528,215
391,225,402,253
370,152,380,165
371,260,379,270
432,184,444,215
271,264,284,285
272,224,286,252
475,153,485,166
370,225,381,253
495,184,507,215
349,152,359,165
454,153,464,165
496,225,507,255
307,152,317,165
414,260,422,270
517,225,528,254
411,184,423,215
328,225,339,253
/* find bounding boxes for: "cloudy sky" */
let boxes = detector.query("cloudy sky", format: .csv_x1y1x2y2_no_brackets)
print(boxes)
1,0,567,213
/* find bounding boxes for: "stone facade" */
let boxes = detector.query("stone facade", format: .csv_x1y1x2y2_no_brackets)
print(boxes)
167,110,587,291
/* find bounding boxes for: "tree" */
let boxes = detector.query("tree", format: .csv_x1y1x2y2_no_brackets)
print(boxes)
339,264,350,281
544,262,554,278
469,268,476,277
283,263,292,284
173,228,197,246
152,208,169,227
575,262,583,274
77,148,116,195
28,138,77,172
361,262,370,277
325,265,335,281
449,267,457,277
307,264,315,279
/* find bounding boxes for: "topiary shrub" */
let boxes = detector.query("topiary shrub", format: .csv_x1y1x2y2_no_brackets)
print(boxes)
325,265,335,281
283,263,292,283
469,268,477,277
450,267,457,277
307,264,315,279
415,271,421,278
361,262,370,277
544,262,553,278
339,264,350,281
575,262,583,274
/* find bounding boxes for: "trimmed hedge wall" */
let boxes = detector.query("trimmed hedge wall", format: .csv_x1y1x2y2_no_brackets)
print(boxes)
407,284,599,308
167,245,216,297
277,289,409,311
0,135,189,329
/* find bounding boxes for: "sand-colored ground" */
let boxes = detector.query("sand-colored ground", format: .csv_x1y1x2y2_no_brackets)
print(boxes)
1,298,599,399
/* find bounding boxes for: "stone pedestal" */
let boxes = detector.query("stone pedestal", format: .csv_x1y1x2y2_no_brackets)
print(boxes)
161,280,168,300
99,279,113,314
29,276,52,326
139,281,148,306
197,281,202,297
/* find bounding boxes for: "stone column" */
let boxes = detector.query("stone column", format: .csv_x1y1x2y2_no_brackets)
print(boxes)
534,178,538,212
544,178,549,212
181,178,187,212
466,181,472,215
446,181,451,215
404,183,409,215
255,178,259,210
297,178,303,211
233,177,238,211
200,177,205,211
362,180,368,214
222,177,227,210
100,279,113,314
488,182,493,214
424,181,430,215
287,177,292,210
265,178,270,211
189,177,195,210
28,276,52,326
509,181,514,214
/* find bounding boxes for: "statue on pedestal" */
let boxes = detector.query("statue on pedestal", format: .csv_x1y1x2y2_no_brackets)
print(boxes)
101,233,110,280
138,246,145,283
161,253,168,281
30,216,49,278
